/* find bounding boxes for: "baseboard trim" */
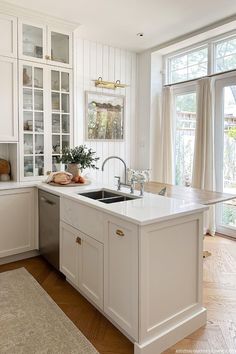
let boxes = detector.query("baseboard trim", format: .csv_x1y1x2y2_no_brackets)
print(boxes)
134,307,207,354
0,250,40,265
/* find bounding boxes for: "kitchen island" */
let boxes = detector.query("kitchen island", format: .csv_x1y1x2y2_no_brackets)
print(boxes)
0,180,209,353
36,182,208,354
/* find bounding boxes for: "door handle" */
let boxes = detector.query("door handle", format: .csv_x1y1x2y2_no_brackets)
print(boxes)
116,229,124,237
40,196,56,206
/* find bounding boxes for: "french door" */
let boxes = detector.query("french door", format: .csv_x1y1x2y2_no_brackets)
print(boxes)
215,75,236,238
173,84,197,186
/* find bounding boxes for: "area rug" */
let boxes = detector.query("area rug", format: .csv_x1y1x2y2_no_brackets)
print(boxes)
0,268,99,354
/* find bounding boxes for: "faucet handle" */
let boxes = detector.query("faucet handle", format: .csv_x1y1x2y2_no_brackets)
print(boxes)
130,177,135,194
114,176,121,190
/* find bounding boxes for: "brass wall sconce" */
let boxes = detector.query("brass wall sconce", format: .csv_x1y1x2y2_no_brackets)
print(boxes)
93,77,128,89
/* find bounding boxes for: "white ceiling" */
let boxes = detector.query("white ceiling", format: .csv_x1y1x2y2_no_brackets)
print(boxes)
5,0,236,52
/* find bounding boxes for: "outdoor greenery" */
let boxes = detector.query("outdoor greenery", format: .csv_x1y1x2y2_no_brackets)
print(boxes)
228,126,236,140
60,145,99,172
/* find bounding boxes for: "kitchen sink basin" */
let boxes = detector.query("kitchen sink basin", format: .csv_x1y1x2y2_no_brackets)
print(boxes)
78,189,139,204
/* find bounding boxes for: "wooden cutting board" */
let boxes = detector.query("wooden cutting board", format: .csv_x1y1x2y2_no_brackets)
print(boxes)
0,159,10,175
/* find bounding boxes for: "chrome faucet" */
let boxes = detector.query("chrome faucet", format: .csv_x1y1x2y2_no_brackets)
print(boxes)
101,156,128,185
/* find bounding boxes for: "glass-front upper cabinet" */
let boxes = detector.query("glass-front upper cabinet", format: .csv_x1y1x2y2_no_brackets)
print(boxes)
18,20,72,68
19,21,46,63
20,62,46,179
49,30,71,66
51,68,72,171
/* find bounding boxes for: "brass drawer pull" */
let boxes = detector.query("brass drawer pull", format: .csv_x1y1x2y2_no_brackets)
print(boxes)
76,236,81,245
116,229,124,237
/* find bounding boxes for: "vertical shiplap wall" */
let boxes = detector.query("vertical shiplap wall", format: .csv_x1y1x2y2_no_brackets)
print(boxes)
74,33,137,185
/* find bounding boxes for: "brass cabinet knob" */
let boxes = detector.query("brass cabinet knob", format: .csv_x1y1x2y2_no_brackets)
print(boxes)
116,229,124,237
76,236,81,244
45,55,50,60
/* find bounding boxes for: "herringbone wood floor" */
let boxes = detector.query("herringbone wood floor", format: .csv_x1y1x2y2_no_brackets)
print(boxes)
0,235,236,354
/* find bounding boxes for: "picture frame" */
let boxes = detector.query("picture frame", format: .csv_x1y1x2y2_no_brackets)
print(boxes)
85,91,125,141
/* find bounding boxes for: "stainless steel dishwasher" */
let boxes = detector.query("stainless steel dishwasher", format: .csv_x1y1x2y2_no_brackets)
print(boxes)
39,190,60,270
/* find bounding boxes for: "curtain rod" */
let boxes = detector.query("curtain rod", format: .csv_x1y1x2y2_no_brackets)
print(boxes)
164,68,236,87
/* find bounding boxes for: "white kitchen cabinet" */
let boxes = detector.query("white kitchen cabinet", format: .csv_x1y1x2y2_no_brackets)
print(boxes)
104,215,139,340
60,221,104,309
0,188,36,258
0,56,18,142
19,61,73,180
60,221,79,284
18,20,72,68
78,231,103,309
0,13,17,58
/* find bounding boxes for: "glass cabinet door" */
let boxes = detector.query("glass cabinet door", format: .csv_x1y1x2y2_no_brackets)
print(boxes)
21,22,46,61
51,69,71,171
22,64,45,178
49,27,71,67
51,32,70,65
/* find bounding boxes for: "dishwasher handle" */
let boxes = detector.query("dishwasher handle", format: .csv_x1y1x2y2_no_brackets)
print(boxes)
40,196,56,206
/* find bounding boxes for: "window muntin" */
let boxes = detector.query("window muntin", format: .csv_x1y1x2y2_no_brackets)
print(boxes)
169,47,208,84
215,36,236,73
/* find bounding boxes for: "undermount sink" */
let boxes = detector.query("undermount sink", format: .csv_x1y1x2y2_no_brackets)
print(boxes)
78,189,140,204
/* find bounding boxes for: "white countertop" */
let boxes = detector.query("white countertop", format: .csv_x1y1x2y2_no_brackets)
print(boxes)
0,180,208,225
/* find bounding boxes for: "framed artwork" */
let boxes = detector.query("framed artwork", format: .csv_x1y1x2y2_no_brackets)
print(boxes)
85,91,125,141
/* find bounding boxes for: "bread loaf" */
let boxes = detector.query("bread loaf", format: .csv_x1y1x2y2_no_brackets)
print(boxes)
53,172,72,185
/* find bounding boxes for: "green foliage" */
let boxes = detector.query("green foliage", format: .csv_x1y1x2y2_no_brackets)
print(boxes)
228,126,236,140
60,145,99,171
176,93,196,113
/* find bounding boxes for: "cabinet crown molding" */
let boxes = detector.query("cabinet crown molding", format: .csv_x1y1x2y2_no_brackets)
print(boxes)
0,1,79,31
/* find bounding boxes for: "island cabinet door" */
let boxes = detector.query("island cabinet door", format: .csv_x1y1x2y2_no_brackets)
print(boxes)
104,216,139,341
60,221,79,284
78,232,103,310
60,221,104,309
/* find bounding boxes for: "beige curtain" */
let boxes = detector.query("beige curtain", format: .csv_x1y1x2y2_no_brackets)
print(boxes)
192,77,215,235
160,86,174,184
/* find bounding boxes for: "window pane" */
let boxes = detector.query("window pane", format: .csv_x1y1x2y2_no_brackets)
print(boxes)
188,62,207,80
188,48,208,66
216,55,236,72
170,55,187,71
169,47,208,84
222,86,236,228
215,37,236,72
216,37,236,58
175,92,197,186
171,68,187,83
